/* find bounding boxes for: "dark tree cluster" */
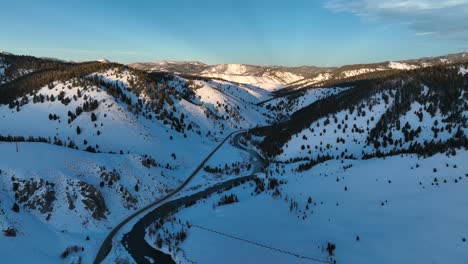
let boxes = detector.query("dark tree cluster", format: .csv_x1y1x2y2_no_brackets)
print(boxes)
204,162,250,176
60,245,84,259
0,60,119,104
254,64,468,162
217,194,239,206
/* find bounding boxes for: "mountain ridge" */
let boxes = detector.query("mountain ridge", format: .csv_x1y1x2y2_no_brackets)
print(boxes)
129,52,468,91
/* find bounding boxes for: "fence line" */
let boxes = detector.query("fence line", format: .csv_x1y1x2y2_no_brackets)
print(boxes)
188,223,334,264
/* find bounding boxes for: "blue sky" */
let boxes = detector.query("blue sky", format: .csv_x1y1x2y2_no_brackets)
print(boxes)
1,0,467,66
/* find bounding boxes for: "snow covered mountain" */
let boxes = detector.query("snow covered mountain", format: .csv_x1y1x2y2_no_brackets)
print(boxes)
257,64,468,159
0,54,282,263
146,61,468,264
288,52,468,89
129,60,208,75
0,52,467,264
130,53,468,93
0,53,76,85
130,61,330,91
200,64,305,91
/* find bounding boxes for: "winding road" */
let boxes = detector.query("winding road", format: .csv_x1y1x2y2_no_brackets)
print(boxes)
93,129,264,264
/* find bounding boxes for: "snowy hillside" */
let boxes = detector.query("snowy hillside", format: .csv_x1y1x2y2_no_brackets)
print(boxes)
0,66,225,263
287,52,468,90
131,62,468,264
263,87,350,119
0,58,295,263
0,66,277,143
0,53,74,85
131,52,468,92
129,61,207,75
130,61,332,92
200,64,304,91
388,61,418,70
0,142,191,263
1,50,348,262
0,56,34,85
0,52,467,264
148,150,468,264
258,65,468,161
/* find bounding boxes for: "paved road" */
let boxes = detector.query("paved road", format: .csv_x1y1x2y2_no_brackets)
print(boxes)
93,129,261,263
122,175,259,264
121,131,264,263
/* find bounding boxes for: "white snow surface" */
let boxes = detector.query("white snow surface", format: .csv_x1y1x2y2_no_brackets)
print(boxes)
201,72,299,91
459,66,468,76
0,67,278,263
288,73,333,89
150,151,468,264
266,87,349,117
340,67,385,78
279,87,467,162
279,91,391,161
0,141,193,263
201,64,304,91
2,66,343,263
1,62,467,264
388,61,419,70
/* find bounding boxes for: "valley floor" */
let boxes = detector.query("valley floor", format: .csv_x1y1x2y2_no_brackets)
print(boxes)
148,150,468,264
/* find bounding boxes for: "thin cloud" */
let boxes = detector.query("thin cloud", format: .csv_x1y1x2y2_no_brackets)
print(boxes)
415,31,437,36
324,0,468,40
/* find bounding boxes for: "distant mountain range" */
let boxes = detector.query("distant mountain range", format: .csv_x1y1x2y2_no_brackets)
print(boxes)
2,50,467,91
129,61,331,91
130,52,468,90
129,60,329,77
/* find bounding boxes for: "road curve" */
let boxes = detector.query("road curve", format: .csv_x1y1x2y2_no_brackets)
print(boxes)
93,129,248,264
121,131,265,263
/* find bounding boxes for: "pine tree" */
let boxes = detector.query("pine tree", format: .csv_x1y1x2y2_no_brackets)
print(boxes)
12,203,20,213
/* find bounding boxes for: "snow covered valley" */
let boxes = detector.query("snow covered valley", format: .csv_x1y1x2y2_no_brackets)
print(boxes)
147,151,468,264
0,53,467,264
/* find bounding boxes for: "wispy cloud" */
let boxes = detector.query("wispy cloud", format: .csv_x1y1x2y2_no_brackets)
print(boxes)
415,31,437,36
324,0,468,40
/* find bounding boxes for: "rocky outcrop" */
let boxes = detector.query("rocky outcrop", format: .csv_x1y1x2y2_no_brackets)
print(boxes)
119,184,138,209
99,167,121,187
11,177,56,215
77,181,108,220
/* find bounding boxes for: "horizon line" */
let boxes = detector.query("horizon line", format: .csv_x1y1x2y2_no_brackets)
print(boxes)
2,49,467,69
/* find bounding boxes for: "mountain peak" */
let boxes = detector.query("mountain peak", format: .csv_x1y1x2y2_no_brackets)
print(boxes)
0,51,13,55
153,60,207,66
